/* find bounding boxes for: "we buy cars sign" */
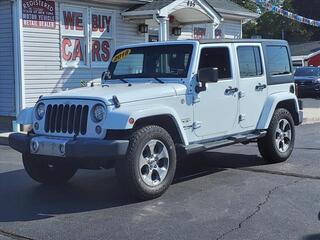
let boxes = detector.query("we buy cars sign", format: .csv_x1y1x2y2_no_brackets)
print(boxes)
60,6,114,68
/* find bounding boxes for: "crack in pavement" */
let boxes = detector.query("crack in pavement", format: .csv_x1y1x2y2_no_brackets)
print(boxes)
239,168,320,180
215,180,302,240
240,144,320,151
0,229,34,240
294,147,320,151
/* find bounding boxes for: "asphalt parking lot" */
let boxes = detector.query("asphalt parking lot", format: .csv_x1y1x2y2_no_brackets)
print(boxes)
301,97,320,108
0,123,320,240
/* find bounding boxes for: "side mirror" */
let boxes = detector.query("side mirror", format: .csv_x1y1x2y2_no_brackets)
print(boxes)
198,67,219,83
101,71,107,82
196,68,219,93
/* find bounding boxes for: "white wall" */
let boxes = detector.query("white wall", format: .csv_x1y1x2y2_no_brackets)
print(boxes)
147,17,242,41
0,0,15,116
220,19,242,39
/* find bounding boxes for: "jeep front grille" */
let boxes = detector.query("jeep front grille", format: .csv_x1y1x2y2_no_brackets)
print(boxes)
44,104,89,135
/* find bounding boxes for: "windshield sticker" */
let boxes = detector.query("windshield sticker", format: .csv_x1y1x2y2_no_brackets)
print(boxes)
112,49,131,63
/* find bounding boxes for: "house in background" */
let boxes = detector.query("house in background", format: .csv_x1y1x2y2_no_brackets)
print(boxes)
290,41,320,70
0,0,257,132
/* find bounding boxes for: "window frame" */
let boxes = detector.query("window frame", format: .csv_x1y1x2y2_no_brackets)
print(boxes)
237,46,264,79
60,4,116,69
266,45,292,76
197,46,233,81
108,44,194,79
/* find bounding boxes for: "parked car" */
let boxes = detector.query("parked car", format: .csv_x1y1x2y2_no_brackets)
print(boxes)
9,39,303,200
294,67,320,98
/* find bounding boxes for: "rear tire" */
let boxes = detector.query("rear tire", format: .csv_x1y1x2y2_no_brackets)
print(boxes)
23,154,77,184
116,125,176,200
258,108,295,163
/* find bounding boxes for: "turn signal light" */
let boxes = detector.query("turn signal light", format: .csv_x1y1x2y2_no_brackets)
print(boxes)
128,118,135,125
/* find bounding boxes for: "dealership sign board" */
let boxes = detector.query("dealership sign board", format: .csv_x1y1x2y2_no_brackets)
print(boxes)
60,5,114,68
22,0,56,29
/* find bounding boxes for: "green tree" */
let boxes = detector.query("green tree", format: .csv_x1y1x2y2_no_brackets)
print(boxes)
292,0,320,40
231,0,258,12
242,0,312,42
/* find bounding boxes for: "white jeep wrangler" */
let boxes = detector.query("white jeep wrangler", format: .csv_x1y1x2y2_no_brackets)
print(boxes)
10,39,303,200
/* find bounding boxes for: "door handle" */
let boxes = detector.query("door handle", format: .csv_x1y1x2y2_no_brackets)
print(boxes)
225,86,238,95
255,83,267,91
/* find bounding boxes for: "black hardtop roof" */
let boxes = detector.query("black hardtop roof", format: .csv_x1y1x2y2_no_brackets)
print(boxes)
198,39,289,45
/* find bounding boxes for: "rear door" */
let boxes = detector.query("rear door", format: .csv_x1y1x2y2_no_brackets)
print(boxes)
235,43,268,129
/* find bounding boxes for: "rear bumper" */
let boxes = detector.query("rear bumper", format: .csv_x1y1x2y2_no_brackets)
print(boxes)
9,133,129,168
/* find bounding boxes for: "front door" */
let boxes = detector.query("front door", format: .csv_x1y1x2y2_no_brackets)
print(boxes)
235,44,268,129
194,45,239,138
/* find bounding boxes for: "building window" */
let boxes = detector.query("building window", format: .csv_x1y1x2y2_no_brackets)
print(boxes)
60,5,114,68
267,46,291,75
237,46,263,78
198,47,232,80
194,27,207,40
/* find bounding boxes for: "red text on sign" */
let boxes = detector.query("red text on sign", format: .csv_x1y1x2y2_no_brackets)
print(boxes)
92,14,112,32
92,40,110,62
61,38,111,63
63,11,83,31
61,38,84,61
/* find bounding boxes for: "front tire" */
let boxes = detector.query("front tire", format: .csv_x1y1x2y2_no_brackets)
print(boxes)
116,125,177,200
23,154,77,184
258,108,295,163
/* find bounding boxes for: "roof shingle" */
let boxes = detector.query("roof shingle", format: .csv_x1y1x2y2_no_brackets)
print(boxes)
127,0,256,17
290,41,320,56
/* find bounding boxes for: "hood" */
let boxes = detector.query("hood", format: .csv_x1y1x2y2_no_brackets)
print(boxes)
42,83,187,105
294,76,318,81
294,76,319,85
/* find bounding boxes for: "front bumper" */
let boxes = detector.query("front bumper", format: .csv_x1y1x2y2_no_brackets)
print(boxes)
9,133,129,168
297,84,320,96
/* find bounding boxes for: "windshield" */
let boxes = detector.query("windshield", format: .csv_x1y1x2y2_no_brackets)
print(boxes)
295,67,320,77
106,44,193,80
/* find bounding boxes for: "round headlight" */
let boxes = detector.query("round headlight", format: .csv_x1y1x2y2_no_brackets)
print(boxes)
35,103,45,120
314,78,320,84
92,104,106,122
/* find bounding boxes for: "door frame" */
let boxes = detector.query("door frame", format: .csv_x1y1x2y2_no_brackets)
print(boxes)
233,42,268,130
192,43,240,139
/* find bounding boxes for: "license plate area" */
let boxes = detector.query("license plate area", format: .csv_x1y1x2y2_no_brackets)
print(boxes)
30,136,70,157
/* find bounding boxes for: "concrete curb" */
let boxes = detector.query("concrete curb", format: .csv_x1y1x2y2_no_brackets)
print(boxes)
302,108,320,125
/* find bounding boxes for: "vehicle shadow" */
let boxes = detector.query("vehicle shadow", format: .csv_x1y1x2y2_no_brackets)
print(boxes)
175,150,269,182
0,150,269,223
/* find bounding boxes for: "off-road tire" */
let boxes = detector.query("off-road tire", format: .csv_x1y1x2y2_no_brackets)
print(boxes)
258,108,295,163
116,125,177,200
23,154,77,184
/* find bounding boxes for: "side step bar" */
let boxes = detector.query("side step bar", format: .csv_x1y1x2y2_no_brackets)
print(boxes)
183,131,267,155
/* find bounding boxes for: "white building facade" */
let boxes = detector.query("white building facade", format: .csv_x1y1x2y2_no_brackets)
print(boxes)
0,0,257,131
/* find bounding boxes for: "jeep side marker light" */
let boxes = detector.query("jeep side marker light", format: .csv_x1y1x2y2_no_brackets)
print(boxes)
129,118,135,125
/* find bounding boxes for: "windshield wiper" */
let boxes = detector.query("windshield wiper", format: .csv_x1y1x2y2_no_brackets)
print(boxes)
117,77,129,84
153,77,165,84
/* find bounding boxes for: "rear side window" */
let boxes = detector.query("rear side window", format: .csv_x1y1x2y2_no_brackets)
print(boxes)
267,46,291,75
198,47,232,80
237,46,263,78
